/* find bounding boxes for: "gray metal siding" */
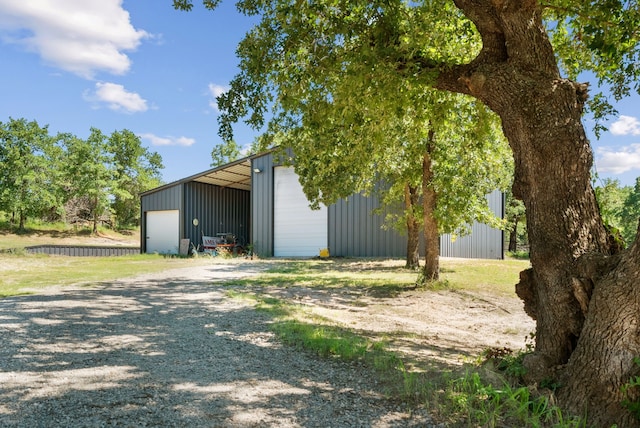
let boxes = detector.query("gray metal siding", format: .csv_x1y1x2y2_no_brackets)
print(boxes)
440,190,504,259
248,151,506,260
251,154,275,256
329,193,406,257
25,245,140,257
140,184,183,252
183,181,250,250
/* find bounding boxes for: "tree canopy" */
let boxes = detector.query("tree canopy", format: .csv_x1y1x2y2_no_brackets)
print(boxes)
210,139,243,167
0,118,61,229
0,118,163,231
198,0,513,277
174,1,640,425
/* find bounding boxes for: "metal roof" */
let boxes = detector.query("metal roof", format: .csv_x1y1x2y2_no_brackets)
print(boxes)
141,155,253,196
190,158,252,191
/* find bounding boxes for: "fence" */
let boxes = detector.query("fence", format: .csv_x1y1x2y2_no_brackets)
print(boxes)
22,245,140,257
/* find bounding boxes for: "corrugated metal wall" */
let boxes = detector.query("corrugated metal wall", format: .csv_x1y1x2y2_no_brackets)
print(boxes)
250,151,504,259
329,193,406,257
25,245,140,257
439,190,504,259
251,154,275,256
183,181,250,249
140,184,183,252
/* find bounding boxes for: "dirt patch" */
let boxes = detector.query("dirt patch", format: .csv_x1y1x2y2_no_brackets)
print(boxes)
0,262,437,427
246,259,535,369
0,259,535,426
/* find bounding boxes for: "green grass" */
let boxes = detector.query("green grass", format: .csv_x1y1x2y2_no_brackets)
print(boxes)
225,258,584,427
236,291,584,426
0,253,210,297
439,258,530,296
224,258,529,298
225,259,424,297
0,224,566,426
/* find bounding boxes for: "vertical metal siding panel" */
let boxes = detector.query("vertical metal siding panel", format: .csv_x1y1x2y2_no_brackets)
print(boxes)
344,197,352,256
334,199,349,257
438,190,504,259
340,201,347,257
343,199,351,256
328,202,338,256
328,204,335,256
341,199,349,257
357,196,365,256
183,183,192,245
252,153,274,256
333,202,341,257
328,191,403,257
360,195,368,256
343,197,350,255
338,198,347,256
371,196,380,256
365,195,373,256
180,181,250,250
329,203,336,255
251,161,258,251
351,195,359,256
350,196,358,256
342,197,355,257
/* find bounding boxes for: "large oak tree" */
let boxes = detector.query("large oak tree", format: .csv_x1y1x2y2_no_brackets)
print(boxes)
175,0,640,424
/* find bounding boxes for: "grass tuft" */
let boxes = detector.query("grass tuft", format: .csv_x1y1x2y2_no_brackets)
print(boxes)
225,259,585,427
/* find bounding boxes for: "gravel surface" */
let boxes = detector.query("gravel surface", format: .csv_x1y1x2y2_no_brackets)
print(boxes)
0,262,435,427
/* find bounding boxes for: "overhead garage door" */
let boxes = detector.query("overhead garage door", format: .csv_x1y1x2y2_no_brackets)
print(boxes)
274,166,327,257
146,210,179,254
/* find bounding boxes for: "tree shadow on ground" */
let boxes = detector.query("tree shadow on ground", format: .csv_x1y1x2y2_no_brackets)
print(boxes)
0,266,436,427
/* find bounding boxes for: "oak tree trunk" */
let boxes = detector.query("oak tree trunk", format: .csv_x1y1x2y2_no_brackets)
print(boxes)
433,2,640,425
405,183,421,270
92,195,99,235
18,210,25,231
421,148,439,283
508,218,518,253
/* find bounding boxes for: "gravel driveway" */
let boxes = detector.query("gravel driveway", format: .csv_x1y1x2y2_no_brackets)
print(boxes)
0,262,434,427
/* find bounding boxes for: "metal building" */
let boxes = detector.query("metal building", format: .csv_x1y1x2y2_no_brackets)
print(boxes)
140,151,504,259
140,158,251,254
250,151,503,259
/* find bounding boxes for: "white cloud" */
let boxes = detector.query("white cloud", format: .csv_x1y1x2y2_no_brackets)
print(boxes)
610,115,640,136
208,83,228,112
0,0,148,78
139,133,196,147
84,82,147,113
595,144,640,174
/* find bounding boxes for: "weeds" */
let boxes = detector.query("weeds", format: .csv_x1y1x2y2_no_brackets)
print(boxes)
621,357,640,420
506,250,530,260
228,289,582,427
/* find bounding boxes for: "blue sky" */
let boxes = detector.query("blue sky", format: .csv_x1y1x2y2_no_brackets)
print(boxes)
0,1,639,186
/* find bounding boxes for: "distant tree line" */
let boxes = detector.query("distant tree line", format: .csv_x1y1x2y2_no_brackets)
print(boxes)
594,177,640,248
504,178,640,256
0,117,163,232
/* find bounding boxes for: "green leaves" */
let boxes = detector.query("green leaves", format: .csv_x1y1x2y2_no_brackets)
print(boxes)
201,0,511,239
1,118,163,230
172,0,220,11
594,177,640,247
546,1,640,124
0,118,61,229
210,139,243,167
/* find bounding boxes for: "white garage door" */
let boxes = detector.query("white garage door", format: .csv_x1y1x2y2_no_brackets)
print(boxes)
146,210,179,254
274,166,327,257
